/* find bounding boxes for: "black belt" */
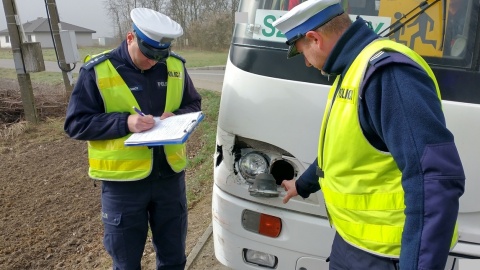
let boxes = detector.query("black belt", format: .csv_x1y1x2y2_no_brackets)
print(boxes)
316,167,324,178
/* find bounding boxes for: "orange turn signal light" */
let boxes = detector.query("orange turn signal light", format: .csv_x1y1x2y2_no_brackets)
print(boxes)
242,209,282,238
259,213,282,237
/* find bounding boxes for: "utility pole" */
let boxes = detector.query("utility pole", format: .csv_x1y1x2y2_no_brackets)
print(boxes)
2,0,38,123
45,0,74,100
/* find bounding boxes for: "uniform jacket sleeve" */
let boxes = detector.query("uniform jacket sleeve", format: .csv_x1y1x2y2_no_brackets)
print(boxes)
64,68,130,141
295,158,321,198
360,61,465,270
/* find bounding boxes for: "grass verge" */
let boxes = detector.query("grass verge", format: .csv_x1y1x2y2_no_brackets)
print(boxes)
185,89,220,205
0,47,228,68
0,68,66,85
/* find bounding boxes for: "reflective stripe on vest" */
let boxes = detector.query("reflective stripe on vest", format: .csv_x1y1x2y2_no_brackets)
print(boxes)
164,57,187,173
318,38,457,257
87,55,186,181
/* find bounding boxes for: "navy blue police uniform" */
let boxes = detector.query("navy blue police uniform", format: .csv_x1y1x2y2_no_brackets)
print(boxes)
292,18,464,270
64,39,201,270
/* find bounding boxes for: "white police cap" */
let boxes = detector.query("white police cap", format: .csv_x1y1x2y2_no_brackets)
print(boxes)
130,8,183,49
272,0,344,58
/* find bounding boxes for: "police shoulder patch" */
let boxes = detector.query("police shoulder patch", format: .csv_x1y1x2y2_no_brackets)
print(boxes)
368,50,391,67
170,51,186,63
361,51,420,98
82,53,111,71
368,50,417,68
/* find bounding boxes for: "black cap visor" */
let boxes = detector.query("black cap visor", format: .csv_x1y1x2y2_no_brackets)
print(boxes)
287,44,300,59
137,36,171,61
286,34,304,59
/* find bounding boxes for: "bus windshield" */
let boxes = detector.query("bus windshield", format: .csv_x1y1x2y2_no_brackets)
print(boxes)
235,0,478,68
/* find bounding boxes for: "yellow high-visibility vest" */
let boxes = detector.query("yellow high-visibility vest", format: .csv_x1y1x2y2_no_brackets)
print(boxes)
318,38,458,257
87,54,187,181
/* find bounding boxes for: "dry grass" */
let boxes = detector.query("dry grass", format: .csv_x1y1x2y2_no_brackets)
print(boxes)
0,78,67,127
0,121,28,139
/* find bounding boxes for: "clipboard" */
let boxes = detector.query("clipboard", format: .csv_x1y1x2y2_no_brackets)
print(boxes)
124,111,204,146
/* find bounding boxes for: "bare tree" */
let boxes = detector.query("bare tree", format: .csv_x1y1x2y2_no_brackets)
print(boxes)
102,0,239,50
136,0,168,12
104,0,135,40
187,0,239,50
188,12,232,50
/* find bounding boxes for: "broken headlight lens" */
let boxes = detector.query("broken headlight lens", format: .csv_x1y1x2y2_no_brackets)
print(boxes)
238,152,269,182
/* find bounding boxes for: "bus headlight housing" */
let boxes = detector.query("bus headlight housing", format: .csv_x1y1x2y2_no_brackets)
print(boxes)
238,152,269,182
243,248,277,268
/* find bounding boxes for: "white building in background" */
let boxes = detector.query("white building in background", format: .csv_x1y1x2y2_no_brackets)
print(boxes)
0,17,95,48
97,36,119,47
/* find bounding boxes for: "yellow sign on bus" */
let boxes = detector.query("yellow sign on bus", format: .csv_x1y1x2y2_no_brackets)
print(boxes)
379,0,446,57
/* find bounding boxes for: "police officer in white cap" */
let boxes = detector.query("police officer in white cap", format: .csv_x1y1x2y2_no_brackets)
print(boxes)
65,8,201,270
273,1,464,270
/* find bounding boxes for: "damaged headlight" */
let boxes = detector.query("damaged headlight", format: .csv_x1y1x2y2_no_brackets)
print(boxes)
238,151,269,182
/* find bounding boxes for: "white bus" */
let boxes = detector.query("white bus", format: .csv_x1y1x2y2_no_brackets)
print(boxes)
212,0,480,269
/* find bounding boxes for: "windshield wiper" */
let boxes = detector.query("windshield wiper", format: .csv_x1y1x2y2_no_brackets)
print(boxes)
440,0,447,50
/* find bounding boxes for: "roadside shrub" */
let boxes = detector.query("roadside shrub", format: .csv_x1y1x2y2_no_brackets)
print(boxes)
188,12,233,51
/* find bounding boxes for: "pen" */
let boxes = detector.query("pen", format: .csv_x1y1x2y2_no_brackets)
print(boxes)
132,106,145,116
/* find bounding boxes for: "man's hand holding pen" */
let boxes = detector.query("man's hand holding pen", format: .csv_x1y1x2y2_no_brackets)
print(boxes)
128,107,155,133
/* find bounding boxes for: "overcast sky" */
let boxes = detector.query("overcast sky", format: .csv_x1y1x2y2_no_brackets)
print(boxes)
0,0,113,38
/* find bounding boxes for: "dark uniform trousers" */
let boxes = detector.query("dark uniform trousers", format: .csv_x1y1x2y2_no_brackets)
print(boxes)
101,171,187,270
329,233,399,270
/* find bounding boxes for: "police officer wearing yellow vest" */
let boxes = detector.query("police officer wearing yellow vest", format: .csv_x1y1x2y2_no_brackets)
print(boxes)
64,8,201,270
273,0,465,269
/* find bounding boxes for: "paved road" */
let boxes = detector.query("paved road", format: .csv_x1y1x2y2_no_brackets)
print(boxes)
188,68,225,92
0,59,225,92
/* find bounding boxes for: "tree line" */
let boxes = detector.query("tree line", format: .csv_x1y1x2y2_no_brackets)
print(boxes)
104,0,240,51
